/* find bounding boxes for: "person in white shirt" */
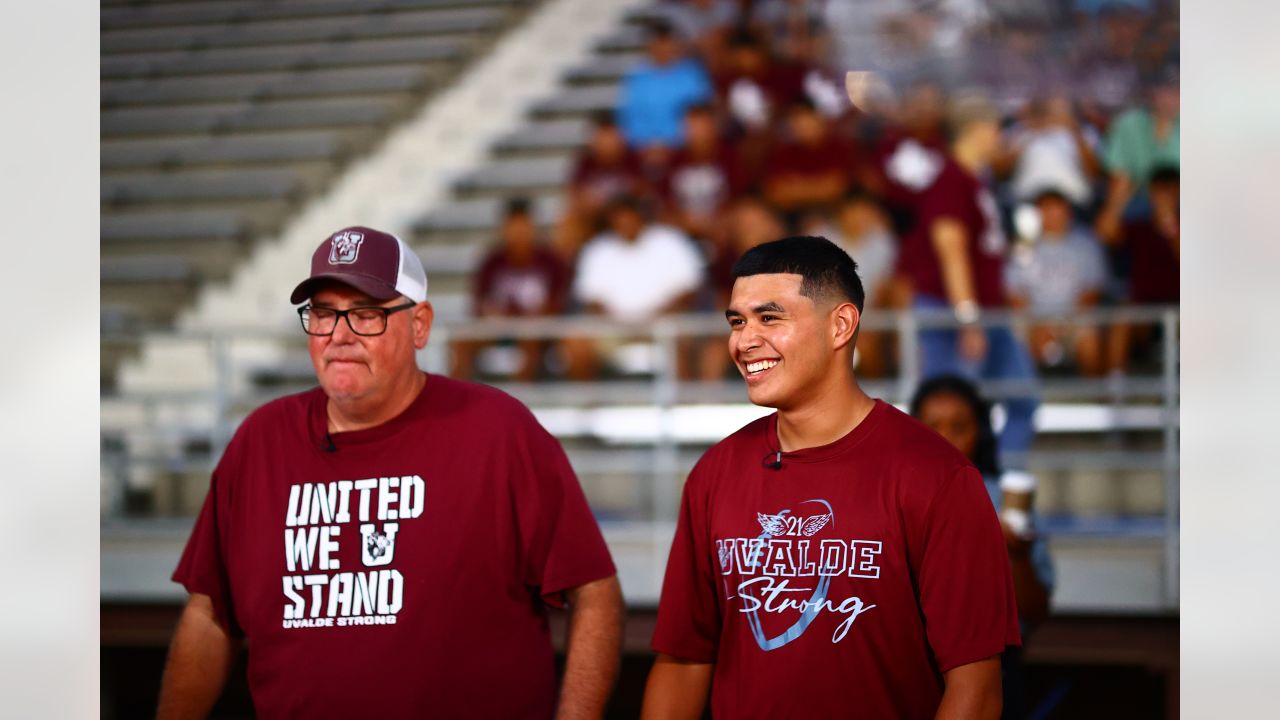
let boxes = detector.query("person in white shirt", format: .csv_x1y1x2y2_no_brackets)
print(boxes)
564,195,706,379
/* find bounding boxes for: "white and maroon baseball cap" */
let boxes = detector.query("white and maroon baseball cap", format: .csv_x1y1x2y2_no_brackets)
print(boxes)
290,226,428,304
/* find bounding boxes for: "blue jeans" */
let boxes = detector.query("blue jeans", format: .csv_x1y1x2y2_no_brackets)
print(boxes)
913,295,1040,466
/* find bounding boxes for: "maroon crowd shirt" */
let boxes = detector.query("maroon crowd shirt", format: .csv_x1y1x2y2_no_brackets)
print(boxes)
1123,220,1179,304
174,376,616,719
652,400,1020,719
899,157,1010,307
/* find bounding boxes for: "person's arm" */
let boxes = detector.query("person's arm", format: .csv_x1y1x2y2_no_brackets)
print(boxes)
1094,174,1133,246
930,218,986,361
556,575,625,720
1007,540,1051,633
640,653,714,720
935,656,1002,720
157,593,241,720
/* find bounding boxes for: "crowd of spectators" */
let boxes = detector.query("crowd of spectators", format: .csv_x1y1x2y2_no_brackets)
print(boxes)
458,0,1180,383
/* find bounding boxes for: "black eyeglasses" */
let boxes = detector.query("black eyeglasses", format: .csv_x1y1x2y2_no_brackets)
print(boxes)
298,302,416,337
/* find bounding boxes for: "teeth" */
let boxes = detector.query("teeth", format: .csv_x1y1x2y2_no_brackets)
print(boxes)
746,360,778,374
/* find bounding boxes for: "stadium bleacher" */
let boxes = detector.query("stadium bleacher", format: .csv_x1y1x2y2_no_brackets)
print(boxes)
101,2,1179,716
101,0,533,381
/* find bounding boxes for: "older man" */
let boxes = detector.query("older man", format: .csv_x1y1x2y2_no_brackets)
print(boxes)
157,227,624,719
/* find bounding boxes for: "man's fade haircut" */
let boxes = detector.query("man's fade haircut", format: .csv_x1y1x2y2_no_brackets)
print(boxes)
732,236,865,312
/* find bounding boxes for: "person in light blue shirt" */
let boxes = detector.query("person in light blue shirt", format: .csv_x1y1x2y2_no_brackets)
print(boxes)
616,20,713,151
1006,188,1108,375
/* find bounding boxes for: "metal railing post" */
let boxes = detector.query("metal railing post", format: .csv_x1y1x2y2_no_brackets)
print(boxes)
1162,309,1180,608
651,319,682,594
896,309,920,406
209,333,233,466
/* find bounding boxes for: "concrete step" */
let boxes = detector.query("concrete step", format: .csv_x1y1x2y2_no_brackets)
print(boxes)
102,64,434,107
563,52,640,85
103,7,505,54
594,27,646,54
101,168,313,204
491,118,590,156
529,85,619,119
454,155,573,196
102,36,464,79
416,194,563,233
101,0,521,33
103,96,407,138
101,131,350,170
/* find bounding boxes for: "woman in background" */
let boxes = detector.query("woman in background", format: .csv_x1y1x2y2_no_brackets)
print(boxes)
911,374,1054,719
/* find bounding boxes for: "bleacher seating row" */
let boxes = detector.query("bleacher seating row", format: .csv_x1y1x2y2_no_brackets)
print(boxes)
101,0,533,389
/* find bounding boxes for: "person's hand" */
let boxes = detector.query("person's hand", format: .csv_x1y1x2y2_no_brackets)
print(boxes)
958,325,987,362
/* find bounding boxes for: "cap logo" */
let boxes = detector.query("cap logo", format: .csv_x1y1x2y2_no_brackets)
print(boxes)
328,231,365,265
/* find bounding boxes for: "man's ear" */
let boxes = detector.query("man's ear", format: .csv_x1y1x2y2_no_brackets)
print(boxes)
831,302,860,352
412,301,434,350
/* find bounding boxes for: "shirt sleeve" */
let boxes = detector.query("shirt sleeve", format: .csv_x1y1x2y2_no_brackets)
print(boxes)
913,465,1021,672
511,413,616,607
1102,110,1141,177
651,467,721,662
917,172,973,230
172,465,244,637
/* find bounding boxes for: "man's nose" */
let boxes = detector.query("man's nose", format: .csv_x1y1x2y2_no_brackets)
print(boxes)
330,313,359,343
735,323,761,353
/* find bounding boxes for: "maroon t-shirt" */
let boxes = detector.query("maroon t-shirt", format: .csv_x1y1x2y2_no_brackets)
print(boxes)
570,150,643,205
174,376,616,719
899,157,1009,307
1123,221,1179,304
763,134,856,183
474,246,569,316
660,144,739,222
869,128,947,220
652,401,1020,719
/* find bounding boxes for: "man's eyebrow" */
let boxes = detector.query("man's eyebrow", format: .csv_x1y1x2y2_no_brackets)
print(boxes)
752,302,786,314
724,308,743,319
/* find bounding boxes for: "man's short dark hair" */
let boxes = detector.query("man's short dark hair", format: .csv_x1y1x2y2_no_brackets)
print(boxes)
732,236,865,312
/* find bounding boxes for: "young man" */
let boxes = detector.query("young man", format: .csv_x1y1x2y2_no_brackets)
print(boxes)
641,236,1019,719
158,227,623,719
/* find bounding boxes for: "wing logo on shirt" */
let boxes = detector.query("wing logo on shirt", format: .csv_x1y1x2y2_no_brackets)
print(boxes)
757,512,833,537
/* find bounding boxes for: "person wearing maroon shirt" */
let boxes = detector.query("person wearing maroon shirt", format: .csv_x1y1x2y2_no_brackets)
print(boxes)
157,227,623,719
452,198,570,382
1095,164,1179,374
898,93,1040,503
863,80,949,233
554,111,645,260
659,103,741,240
641,236,1018,720
762,98,857,222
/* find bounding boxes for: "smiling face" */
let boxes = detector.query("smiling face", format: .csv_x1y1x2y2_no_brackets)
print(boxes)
308,284,432,414
726,273,855,410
